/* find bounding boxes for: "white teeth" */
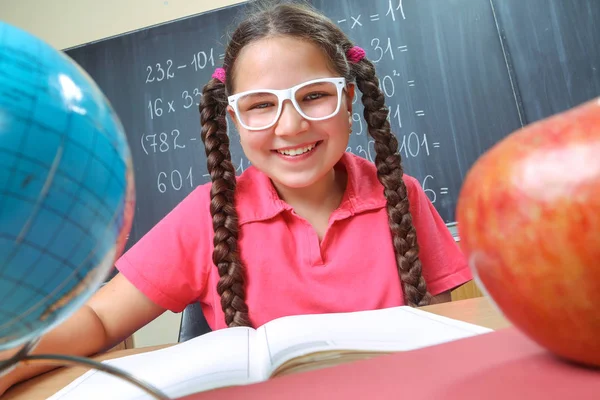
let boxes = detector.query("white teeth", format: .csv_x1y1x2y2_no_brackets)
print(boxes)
277,143,316,156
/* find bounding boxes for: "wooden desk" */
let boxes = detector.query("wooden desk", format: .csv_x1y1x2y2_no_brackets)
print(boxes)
3,297,510,400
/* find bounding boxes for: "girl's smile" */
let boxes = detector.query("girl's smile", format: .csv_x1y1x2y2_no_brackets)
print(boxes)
272,140,322,161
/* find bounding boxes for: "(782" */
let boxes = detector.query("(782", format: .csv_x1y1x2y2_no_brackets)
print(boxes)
141,130,186,155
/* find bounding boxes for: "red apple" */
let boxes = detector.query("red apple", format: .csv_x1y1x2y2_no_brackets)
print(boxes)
456,97,600,368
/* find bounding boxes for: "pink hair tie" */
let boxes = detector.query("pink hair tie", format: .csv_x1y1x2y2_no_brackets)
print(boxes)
346,46,366,63
212,67,226,83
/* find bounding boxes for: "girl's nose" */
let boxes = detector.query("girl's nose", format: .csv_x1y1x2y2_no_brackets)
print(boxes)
273,101,309,136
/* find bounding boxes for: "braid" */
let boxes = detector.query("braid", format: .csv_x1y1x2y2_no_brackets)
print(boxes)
352,57,432,307
199,78,251,327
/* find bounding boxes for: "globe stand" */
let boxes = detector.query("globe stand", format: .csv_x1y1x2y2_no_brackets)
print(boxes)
0,339,171,399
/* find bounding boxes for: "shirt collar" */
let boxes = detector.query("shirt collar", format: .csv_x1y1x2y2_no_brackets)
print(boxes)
235,152,387,225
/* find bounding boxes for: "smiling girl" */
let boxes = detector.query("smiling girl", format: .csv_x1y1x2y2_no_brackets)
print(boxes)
0,1,472,394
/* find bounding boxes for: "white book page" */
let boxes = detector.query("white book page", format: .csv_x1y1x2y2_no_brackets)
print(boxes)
258,306,493,373
47,327,261,400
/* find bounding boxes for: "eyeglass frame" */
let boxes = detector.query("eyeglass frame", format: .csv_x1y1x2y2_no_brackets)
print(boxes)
227,77,350,131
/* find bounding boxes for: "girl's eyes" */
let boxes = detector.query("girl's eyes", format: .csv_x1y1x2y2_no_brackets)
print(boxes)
249,102,275,110
303,92,328,101
245,91,331,111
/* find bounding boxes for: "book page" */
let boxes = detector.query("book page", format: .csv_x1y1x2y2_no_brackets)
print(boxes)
257,306,492,375
47,327,261,400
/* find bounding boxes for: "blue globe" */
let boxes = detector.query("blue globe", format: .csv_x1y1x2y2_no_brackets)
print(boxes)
0,22,135,351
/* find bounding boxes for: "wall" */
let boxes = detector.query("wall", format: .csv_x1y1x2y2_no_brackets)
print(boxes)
0,0,245,348
0,0,246,50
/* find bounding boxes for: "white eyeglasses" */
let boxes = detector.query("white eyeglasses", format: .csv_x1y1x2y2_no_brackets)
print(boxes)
228,77,348,131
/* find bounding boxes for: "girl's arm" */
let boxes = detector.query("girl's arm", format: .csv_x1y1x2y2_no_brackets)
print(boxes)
0,273,166,396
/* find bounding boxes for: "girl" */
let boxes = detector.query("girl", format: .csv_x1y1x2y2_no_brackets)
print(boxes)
0,0,471,393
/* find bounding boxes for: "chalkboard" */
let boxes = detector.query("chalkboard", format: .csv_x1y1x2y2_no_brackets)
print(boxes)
310,0,522,225
491,0,600,123
63,0,598,253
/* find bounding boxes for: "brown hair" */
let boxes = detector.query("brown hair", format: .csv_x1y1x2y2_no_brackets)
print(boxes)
199,0,431,327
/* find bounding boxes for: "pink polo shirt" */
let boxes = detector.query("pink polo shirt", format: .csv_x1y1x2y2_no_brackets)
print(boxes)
115,153,471,330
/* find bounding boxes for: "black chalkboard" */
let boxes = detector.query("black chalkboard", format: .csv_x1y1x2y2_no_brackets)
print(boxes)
63,0,598,253
491,0,600,123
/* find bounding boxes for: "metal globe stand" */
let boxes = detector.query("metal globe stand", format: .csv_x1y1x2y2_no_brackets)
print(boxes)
0,339,171,400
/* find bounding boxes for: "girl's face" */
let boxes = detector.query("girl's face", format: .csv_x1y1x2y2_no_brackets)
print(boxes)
227,36,354,190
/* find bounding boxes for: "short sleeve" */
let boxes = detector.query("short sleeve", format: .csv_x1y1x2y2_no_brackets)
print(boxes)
404,176,472,296
115,184,212,313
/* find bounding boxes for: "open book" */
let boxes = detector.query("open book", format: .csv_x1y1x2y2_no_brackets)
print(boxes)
48,306,492,400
